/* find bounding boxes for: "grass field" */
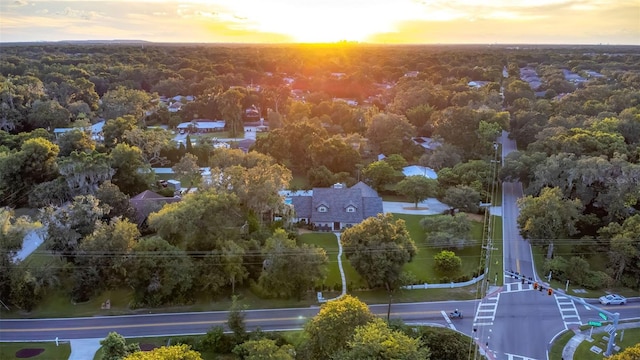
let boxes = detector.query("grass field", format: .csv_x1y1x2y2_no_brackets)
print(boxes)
299,232,366,289
393,213,484,284
548,329,574,360
299,213,489,290
573,327,640,359
0,342,71,360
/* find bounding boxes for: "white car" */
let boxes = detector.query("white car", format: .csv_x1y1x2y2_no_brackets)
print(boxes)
599,294,627,305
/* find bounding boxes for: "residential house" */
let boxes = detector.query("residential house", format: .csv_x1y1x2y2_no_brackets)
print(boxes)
412,137,442,153
287,182,383,231
53,120,105,142
129,190,181,227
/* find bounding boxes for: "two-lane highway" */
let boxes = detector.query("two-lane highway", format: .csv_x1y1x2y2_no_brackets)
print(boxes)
1,301,480,341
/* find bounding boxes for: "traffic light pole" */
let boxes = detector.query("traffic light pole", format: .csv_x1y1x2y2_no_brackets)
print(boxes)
504,270,621,356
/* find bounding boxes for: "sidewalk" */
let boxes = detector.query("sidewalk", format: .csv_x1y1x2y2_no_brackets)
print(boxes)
69,338,102,360
562,321,640,359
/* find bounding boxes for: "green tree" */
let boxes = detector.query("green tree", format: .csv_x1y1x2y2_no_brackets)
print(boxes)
19,137,60,187
96,181,136,220
72,218,140,301
366,113,416,157
0,208,41,256
42,195,110,260
599,215,640,287
27,99,70,129
233,339,295,360
217,88,245,137
421,214,472,249
309,135,361,174
172,153,202,188
385,154,408,171
227,295,247,343
58,150,114,196
362,160,397,192
100,86,153,121
100,332,140,360
10,267,39,311
434,250,462,273
307,165,336,188
57,129,96,157
416,326,473,360
342,214,417,290
339,318,430,360
258,229,328,300
395,175,437,208
517,187,583,258
149,190,245,251
110,143,153,196
303,295,375,359
123,127,173,166
103,115,138,148
420,143,463,171
442,185,482,213
125,236,194,306
124,344,202,360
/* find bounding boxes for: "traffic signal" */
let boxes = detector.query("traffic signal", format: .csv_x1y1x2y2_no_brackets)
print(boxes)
521,277,525,284
533,282,538,290
548,288,553,296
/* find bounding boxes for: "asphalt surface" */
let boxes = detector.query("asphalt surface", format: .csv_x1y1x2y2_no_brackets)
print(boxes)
0,301,480,341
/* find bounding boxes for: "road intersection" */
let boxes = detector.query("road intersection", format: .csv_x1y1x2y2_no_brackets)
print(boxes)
1,130,639,360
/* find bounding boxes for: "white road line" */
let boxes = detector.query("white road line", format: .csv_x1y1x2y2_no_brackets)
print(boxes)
441,310,457,331
554,293,581,329
473,322,494,326
505,353,538,360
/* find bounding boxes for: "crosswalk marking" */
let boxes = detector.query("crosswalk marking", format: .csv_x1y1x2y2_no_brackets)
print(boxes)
554,294,582,329
504,281,534,293
473,293,500,327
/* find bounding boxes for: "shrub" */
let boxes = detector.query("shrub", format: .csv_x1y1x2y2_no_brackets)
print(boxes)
434,250,462,273
199,326,233,354
582,271,611,290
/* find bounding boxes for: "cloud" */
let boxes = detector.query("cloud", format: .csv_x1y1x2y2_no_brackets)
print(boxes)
0,0,637,44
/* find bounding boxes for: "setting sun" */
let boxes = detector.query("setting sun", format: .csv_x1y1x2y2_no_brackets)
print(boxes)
224,0,424,43
0,0,638,44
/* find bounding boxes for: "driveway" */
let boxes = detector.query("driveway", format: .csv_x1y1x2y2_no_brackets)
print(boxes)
383,198,450,215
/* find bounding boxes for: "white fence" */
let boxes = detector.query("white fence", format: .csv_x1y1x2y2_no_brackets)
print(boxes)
402,273,485,290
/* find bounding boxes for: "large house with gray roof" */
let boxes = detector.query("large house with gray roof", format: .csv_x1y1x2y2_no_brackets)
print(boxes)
288,182,384,231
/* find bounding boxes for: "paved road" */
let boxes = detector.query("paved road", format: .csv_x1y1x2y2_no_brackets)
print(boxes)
0,301,479,341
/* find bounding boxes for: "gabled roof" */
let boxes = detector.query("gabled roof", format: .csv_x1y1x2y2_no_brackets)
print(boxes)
129,190,180,226
350,182,379,198
289,183,382,224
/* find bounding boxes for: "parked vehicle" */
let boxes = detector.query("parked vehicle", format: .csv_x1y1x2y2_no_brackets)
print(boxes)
599,294,627,305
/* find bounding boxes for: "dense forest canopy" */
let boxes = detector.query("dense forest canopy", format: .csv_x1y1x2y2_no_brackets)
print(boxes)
1,43,639,313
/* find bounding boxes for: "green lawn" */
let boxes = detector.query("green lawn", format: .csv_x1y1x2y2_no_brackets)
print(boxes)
299,214,487,292
487,216,504,286
548,330,574,360
392,214,484,284
0,342,71,360
573,327,640,359
299,232,366,290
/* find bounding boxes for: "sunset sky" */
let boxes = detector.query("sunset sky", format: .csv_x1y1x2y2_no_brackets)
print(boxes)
1,0,639,44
